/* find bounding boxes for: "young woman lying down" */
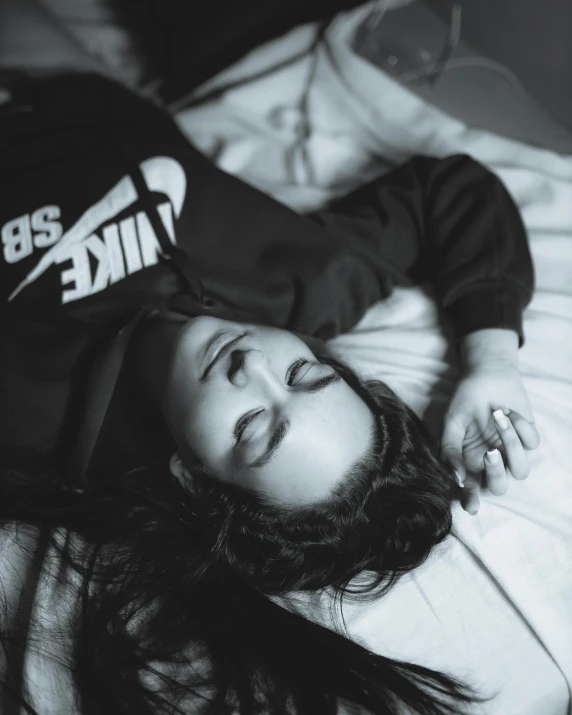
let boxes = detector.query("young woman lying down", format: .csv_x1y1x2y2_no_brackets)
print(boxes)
0,1,540,713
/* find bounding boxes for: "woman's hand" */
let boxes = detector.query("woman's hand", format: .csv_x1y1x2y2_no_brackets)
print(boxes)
441,329,540,515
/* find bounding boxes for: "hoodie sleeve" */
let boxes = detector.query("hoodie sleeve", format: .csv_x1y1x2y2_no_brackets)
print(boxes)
308,154,534,344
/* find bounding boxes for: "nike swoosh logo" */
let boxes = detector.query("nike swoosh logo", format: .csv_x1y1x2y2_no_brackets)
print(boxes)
8,156,186,301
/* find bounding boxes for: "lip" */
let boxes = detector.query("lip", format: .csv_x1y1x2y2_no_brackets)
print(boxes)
201,331,245,378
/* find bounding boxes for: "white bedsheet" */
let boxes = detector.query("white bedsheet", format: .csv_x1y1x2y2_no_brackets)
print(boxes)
176,5,572,713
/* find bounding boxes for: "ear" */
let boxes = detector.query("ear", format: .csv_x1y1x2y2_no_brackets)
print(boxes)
169,452,192,486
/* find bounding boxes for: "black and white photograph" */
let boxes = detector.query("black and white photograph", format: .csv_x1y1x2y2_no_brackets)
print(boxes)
1,1,571,713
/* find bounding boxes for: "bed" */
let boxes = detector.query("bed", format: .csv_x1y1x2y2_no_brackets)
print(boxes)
4,1,572,712
170,4,572,713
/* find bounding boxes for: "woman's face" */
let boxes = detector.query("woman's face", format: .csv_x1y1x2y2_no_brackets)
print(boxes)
163,317,375,506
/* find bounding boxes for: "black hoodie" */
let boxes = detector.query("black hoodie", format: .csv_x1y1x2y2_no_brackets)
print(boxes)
0,72,533,482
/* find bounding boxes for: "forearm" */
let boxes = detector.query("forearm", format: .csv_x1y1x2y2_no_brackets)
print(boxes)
460,328,520,373
420,156,534,345
310,154,534,344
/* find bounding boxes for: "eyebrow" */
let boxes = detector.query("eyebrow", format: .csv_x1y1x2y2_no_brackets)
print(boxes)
246,372,343,469
303,372,342,394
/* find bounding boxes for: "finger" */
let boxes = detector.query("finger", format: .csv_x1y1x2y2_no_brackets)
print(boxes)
483,448,509,496
493,409,530,480
460,475,481,515
498,406,540,451
441,416,468,486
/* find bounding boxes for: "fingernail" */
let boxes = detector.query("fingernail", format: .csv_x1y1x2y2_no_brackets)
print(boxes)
493,409,510,430
486,449,500,464
454,470,465,488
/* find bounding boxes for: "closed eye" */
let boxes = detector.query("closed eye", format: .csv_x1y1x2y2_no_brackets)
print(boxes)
286,359,340,388
286,358,308,386
234,408,264,443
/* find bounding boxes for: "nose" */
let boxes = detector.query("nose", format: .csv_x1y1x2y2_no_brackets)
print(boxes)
228,349,285,398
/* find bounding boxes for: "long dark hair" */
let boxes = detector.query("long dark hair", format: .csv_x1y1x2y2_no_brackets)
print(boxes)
0,358,480,715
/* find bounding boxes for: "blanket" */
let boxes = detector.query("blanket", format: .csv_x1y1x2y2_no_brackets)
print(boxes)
175,4,572,713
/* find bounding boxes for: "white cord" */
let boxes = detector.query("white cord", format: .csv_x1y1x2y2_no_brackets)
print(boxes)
448,3,462,51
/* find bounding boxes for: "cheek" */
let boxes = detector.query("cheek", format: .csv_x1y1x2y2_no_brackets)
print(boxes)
177,391,231,469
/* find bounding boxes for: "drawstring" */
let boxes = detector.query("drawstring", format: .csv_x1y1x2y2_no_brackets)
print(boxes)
71,306,149,487
120,144,205,304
